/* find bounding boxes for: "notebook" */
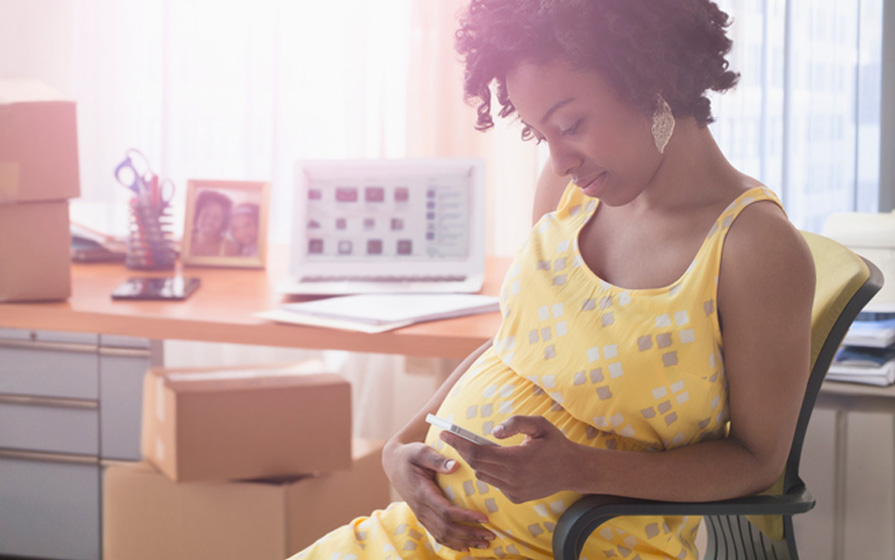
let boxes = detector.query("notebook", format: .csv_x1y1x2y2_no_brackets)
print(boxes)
278,158,486,295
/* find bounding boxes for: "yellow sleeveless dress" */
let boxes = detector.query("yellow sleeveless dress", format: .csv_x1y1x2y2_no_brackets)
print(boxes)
291,184,783,560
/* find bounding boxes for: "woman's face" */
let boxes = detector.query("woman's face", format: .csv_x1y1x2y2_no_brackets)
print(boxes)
230,213,258,247
505,59,661,206
196,201,226,236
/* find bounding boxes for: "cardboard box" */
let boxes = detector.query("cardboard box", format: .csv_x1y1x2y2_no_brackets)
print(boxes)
0,200,71,302
141,362,352,482
0,79,80,203
104,439,391,560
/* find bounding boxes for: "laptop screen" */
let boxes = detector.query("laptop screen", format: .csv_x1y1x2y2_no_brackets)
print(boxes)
304,170,470,261
293,159,484,266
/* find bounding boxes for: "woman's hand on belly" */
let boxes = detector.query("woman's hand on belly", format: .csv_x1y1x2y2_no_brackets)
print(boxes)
441,415,583,504
382,440,497,551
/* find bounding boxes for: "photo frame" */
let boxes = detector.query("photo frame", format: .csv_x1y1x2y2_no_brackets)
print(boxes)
181,179,270,268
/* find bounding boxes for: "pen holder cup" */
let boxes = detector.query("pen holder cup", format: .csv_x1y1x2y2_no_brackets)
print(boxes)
126,196,176,270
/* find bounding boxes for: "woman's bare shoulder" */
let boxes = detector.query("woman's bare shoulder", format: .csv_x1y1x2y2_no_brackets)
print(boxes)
726,197,810,262
719,197,815,311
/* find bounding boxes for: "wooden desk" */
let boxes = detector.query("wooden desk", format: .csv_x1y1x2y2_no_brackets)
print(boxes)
0,250,508,359
817,378,895,412
0,252,509,559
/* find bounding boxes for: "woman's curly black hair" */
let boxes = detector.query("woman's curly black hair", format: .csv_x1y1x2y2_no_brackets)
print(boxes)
456,0,739,133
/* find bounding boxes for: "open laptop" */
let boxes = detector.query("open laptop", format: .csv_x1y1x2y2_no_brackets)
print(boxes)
278,158,486,295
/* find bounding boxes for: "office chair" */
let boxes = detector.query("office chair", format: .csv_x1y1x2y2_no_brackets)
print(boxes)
553,232,884,560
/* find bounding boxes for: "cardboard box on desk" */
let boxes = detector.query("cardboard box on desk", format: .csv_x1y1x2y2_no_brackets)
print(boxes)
0,200,71,302
141,363,352,482
104,439,390,560
0,79,80,203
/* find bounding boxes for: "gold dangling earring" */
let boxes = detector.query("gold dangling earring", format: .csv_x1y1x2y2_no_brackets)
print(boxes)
651,94,675,154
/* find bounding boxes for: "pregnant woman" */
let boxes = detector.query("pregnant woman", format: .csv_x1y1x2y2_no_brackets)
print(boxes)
290,1,814,559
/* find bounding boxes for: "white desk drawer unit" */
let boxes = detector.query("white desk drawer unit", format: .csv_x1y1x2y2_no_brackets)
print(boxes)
795,382,895,559
0,329,158,560
0,395,98,454
0,336,99,399
0,450,100,560
99,339,157,460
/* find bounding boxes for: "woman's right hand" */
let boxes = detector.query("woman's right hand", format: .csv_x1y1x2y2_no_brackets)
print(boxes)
382,439,495,552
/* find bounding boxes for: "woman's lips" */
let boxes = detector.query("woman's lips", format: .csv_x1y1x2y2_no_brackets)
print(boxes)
575,171,608,196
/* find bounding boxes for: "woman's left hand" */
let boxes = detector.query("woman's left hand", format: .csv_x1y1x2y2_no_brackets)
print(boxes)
439,415,582,503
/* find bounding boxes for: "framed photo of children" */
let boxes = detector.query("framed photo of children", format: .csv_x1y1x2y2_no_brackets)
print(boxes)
181,179,270,269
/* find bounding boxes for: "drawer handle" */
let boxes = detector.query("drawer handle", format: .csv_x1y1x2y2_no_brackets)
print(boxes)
0,446,98,465
99,346,151,358
0,339,98,354
0,393,98,410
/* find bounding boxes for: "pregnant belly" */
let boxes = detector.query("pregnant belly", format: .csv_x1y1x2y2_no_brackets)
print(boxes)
422,349,583,557
418,347,707,560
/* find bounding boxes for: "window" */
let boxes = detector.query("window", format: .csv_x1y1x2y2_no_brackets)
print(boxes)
711,0,884,232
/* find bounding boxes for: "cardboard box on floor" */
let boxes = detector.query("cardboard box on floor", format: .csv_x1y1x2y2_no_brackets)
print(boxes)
104,439,391,560
0,201,71,302
141,362,352,482
0,79,80,203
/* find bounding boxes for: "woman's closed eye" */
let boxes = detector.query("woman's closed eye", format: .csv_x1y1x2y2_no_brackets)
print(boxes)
521,119,580,143
560,119,584,137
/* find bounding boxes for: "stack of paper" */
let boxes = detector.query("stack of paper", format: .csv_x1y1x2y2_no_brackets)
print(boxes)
828,346,895,387
256,293,500,334
842,317,895,348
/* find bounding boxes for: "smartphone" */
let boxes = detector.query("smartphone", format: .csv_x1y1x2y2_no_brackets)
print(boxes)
426,414,500,447
111,277,201,301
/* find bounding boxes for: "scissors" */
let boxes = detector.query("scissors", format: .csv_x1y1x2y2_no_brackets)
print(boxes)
114,149,155,198
115,149,174,208
149,176,176,208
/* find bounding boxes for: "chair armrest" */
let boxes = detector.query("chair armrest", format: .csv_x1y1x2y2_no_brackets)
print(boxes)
552,483,815,560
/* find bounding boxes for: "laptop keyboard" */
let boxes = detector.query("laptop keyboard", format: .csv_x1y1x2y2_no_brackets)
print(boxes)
301,275,467,283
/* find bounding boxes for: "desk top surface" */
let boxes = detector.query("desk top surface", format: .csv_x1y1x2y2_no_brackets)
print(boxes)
5,253,895,396
0,249,508,359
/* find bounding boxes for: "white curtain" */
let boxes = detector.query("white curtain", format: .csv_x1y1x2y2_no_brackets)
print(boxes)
68,0,418,241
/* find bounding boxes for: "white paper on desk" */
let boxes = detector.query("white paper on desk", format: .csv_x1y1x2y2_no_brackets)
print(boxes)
255,293,500,334
826,372,895,387
843,318,895,348
843,327,895,348
828,359,895,386
254,308,411,334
